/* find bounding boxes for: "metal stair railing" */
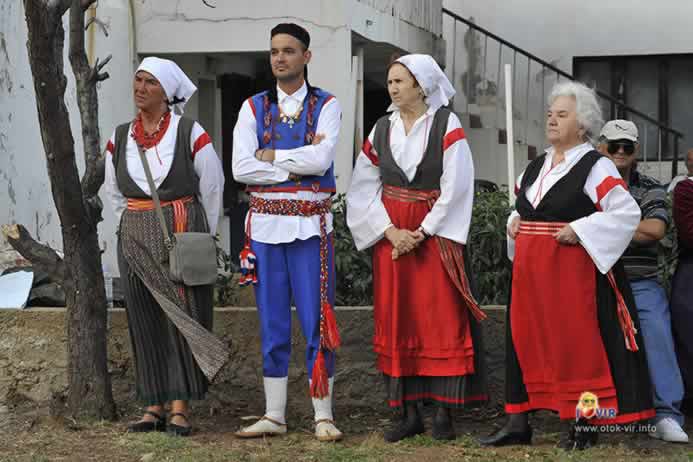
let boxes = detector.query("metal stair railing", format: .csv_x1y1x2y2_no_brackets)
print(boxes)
443,7,683,178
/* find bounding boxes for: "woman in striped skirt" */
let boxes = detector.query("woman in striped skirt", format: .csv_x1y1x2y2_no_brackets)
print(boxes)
104,57,228,436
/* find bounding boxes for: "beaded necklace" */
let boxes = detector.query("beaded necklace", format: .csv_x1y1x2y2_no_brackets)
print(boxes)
131,110,171,164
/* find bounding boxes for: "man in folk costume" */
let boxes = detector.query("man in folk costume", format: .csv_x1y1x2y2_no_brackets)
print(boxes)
347,54,487,442
232,23,343,441
104,57,228,436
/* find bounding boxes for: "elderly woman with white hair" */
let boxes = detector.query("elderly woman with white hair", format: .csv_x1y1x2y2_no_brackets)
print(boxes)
347,54,488,442
480,81,654,449
104,57,228,436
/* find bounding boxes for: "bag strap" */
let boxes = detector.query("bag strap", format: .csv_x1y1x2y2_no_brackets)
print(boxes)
135,144,174,249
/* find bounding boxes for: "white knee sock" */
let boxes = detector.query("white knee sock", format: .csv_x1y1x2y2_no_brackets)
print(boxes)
310,377,335,422
264,376,288,424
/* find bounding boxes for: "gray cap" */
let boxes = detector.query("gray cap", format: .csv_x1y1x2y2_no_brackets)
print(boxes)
600,120,639,143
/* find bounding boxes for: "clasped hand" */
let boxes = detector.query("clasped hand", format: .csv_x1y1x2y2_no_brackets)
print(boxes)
385,227,426,260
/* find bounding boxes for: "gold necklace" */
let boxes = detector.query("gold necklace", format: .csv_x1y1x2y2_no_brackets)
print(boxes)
278,101,304,128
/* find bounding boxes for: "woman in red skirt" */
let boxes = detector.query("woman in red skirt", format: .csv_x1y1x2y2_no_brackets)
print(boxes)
480,81,654,450
347,54,487,442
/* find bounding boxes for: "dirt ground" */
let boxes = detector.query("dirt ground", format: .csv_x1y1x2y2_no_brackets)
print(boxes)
1,400,691,462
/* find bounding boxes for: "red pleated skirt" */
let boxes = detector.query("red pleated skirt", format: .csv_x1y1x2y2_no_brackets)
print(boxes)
508,228,618,420
373,194,474,377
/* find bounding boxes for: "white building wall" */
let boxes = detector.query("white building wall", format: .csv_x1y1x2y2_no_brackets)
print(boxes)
2,0,441,276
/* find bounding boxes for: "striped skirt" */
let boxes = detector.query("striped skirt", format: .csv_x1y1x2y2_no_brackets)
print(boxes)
118,199,228,406
382,313,488,409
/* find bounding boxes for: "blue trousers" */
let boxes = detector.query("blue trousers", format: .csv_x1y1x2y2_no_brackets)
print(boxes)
632,278,685,425
251,235,335,378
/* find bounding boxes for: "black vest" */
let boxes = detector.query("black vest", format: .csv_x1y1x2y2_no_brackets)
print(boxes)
112,117,200,200
372,108,452,190
516,150,603,222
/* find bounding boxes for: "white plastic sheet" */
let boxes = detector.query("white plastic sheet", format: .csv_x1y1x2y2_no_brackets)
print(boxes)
0,270,34,309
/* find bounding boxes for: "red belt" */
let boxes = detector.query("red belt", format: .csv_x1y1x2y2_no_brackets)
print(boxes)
127,196,193,234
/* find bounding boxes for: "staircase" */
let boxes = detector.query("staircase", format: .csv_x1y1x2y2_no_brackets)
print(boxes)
442,8,684,187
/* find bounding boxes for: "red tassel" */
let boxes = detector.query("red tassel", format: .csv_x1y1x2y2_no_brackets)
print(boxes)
466,298,488,321
321,302,341,350
607,271,639,352
310,350,329,398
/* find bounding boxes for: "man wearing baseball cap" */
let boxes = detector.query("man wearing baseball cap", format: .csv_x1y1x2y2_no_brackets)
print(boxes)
598,120,688,443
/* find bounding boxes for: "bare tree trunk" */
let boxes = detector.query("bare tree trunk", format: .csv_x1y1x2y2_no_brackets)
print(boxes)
18,0,115,420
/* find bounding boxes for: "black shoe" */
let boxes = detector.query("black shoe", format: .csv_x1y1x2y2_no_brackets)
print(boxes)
560,419,598,451
167,412,193,437
479,425,533,446
384,416,425,443
432,410,456,441
127,410,167,433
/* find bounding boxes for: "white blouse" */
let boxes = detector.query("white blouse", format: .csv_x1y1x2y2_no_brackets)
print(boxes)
506,142,641,274
347,107,475,250
104,113,225,234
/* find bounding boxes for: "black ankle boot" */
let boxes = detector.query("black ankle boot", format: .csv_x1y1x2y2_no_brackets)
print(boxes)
559,419,598,450
432,408,455,441
384,406,424,443
479,414,532,446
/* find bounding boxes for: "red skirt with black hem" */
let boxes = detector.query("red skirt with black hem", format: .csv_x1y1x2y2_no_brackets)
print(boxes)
373,192,487,408
506,223,654,423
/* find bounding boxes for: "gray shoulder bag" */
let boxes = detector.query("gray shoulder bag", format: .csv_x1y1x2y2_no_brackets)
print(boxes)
135,144,218,286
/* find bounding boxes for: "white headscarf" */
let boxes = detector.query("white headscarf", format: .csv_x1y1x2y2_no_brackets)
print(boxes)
387,54,456,113
136,57,197,113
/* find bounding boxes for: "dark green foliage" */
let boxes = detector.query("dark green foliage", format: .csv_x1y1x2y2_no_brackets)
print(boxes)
467,189,513,305
214,244,240,306
332,194,374,306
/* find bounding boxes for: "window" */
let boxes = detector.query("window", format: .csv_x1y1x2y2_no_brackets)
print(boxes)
575,54,693,161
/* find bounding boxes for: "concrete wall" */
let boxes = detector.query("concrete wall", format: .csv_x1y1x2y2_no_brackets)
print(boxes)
357,0,443,36
0,306,506,413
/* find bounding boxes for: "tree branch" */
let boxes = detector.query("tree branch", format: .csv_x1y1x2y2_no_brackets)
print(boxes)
2,224,65,283
90,54,112,82
69,0,107,225
84,16,109,36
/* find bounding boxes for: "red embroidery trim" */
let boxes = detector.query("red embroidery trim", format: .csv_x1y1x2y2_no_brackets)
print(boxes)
192,132,212,160
362,139,378,166
595,176,628,211
442,127,466,151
